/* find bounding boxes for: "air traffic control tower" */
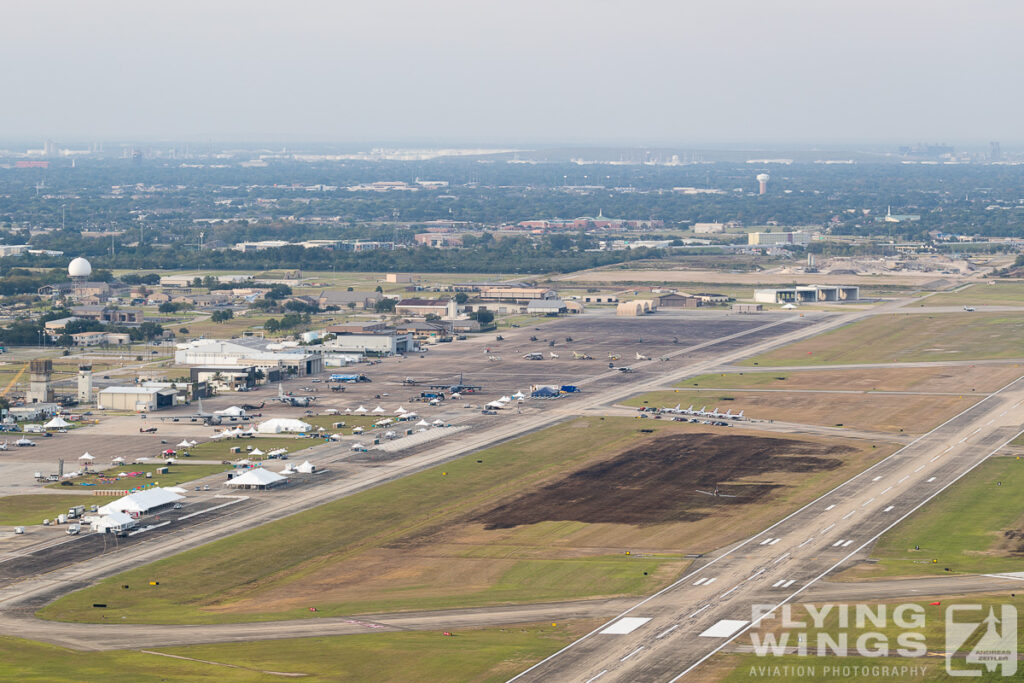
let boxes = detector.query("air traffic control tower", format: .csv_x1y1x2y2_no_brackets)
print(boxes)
78,365,93,404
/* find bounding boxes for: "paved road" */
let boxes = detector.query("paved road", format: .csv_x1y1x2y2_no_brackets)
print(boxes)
509,373,1024,682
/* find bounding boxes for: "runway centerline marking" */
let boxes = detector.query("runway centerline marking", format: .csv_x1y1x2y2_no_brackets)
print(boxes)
720,586,740,598
773,553,790,564
842,511,855,520
620,646,644,662
798,537,814,548
915,466,925,472
688,606,710,618
898,476,909,484
861,498,875,507
872,476,883,481
656,625,678,639
881,486,892,494
584,670,607,683
822,523,835,533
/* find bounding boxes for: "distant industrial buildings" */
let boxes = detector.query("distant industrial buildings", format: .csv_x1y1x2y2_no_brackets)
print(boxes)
748,231,816,246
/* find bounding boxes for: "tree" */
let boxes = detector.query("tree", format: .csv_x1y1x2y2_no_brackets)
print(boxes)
375,285,383,293
159,302,182,313
211,310,234,323
374,298,396,313
264,318,280,333
179,327,189,334
425,313,441,321
454,292,469,304
475,310,494,324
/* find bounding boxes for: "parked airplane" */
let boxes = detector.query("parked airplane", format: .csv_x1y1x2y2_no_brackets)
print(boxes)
523,352,544,360
571,351,593,360
963,306,976,312
658,404,744,420
549,352,559,359
0,441,8,451
15,437,36,447
635,351,650,361
240,401,265,411
695,485,737,498
277,384,315,407
189,398,224,425
139,426,158,433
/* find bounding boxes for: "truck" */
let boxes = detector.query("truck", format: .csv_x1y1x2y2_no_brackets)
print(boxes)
66,524,81,535
57,514,67,524
68,505,85,519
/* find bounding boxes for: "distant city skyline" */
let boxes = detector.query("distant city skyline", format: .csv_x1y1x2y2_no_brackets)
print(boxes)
2,1,1023,145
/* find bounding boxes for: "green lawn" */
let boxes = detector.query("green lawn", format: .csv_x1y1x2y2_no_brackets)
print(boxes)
302,414,381,434
845,457,1024,579
0,624,582,683
743,313,1024,366
40,418,683,625
921,281,1024,307
48,463,231,490
0,494,118,526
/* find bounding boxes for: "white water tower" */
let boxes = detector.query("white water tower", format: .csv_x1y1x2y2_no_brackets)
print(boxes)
756,173,770,195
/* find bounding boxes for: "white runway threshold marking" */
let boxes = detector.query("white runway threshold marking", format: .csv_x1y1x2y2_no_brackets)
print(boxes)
693,577,717,586
699,619,750,638
926,477,937,483
883,505,895,512
600,617,651,635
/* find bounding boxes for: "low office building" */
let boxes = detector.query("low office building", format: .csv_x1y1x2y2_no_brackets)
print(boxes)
732,303,763,313
395,298,456,318
98,386,177,411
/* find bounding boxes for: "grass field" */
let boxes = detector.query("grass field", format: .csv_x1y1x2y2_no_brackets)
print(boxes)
839,456,1024,580
41,418,887,625
0,494,118,526
921,281,1024,307
623,390,975,434
743,313,1024,366
302,414,382,434
48,463,231,490
0,622,587,683
677,365,1023,394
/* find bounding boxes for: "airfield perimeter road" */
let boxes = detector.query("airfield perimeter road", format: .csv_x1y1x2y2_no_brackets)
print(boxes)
0,297,999,651
509,376,1024,682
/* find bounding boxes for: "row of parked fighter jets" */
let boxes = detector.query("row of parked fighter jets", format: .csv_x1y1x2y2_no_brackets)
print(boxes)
658,404,745,420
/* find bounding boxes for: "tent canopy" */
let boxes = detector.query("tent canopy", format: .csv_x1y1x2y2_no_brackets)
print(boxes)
226,468,286,488
257,418,312,434
45,416,70,428
98,488,184,516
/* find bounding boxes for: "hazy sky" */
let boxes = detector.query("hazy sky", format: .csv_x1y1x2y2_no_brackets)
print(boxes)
2,1,1022,145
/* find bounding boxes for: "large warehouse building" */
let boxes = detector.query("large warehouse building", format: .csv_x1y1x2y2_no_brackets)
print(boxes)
98,386,177,412
754,285,860,304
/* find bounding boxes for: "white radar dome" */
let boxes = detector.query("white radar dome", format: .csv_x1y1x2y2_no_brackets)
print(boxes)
68,257,92,278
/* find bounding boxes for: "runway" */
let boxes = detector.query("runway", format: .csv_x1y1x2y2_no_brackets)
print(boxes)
509,374,1024,682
